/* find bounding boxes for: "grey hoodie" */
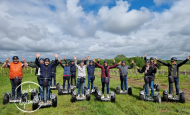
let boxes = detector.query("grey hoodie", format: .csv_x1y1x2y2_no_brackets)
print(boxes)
116,63,134,76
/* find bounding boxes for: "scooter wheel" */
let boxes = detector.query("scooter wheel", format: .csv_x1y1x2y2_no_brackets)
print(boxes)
96,94,101,101
58,89,62,95
128,87,132,95
31,92,36,100
163,94,168,102
32,103,39,110
111,96,115,103
86,94,91,101
154,95,161,103
71,95,76,103
139,94,144,100
116,86,120,94
3,95,9,105
179,92,186,103
52,97,57,107
156,85,160,91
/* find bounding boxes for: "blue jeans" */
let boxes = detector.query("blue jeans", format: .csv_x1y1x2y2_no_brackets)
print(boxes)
39,79,51,101
88,76,94,90
63,77,70,90
120,75,128,90
101,77,110,94
169,78,179,95
145,81,154,98
77,78,86,95
71,72,76,86
10,79,22,98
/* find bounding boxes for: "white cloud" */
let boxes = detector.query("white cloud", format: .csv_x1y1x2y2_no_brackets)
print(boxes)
153,0,179,6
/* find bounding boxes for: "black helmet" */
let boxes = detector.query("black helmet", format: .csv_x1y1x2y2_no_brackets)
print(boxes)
171,57,177,61
150,57,154,60
65,61,69,64
51,60,54,63
12,56,19,60
89,60,93,63
145,60,150,63
122,60,126,63
39,58,44,61
44,58,50,62
104,60,108,63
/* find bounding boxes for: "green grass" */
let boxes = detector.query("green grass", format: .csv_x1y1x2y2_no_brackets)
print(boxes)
1,65,190,115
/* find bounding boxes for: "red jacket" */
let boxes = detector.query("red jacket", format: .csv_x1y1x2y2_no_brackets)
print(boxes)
95,62,118,77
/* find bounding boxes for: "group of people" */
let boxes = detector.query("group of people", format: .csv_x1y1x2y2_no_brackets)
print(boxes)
2,53,190,103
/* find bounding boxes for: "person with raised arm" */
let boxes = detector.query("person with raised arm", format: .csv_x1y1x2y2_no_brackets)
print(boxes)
35,52,58,104
84,57,100,92
59,58,71,90
136,60,157,99
93,58,121,99
155,56,190,98
2,56,28,100
114,60,134,93
74,56,89,98
63,57,83,86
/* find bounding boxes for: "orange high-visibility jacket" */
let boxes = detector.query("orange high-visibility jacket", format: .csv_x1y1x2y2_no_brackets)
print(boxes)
9,62,23,79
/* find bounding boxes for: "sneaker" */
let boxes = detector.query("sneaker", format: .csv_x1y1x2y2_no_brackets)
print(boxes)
101,95,104,99
77,95,80,99
168,94,172,98
17,97,21,100
47,100,51,104
120,90,123,93
175,95,179,99
82,94,85,98
11,97,16,100
39,101,44,105
107,95,110,99
91,89,95,92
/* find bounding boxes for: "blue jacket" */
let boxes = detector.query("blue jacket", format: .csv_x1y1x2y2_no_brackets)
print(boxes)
60,62,70,75
35,58,58,78
85,60,99,76
64,60,81,72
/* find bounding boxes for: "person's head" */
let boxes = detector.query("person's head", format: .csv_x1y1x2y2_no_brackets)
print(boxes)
51,60,54,63
171,57,177,65
89,60,93,66
65,61,69,66
71,60,74,64
150,57,154,63
80,61,84,67
12,56,19,64
122,60,126,66
104,60,108,66
39,58,44,64
145,60,150,66
44,58,50,65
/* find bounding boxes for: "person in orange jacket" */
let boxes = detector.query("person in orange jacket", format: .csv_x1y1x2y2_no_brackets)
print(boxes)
2,56,28,100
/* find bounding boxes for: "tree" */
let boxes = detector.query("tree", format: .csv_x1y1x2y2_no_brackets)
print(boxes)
114,54,126,59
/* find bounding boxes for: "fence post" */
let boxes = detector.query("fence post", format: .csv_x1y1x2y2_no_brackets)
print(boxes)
184,69,186,76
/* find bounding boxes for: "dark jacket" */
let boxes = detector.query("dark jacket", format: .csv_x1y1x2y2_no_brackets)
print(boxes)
28,64,39,76
144,57,159,68
157,59,189,78
35,58,58,78
95,62,118,77
84,60,99,76
137,65,157,81
64,60,81,72
51,61,59,73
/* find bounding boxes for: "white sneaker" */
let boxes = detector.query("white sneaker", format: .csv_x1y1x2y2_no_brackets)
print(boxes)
82,94,85,98
101,95,104,99
168,94,172,99
107,95,110,99
91,89,95,92
77,95,80,99
120,90,123,93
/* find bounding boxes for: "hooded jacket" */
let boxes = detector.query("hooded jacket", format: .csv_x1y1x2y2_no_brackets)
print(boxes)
137,65,157,81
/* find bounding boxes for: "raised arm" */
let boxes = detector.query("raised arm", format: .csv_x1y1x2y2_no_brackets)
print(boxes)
109,61,121,69
136,66,145,73
74,56,79,68
144,54,147,61
59,57,64,68
52,53,58,67
22,57,28,68
155,58,170,66
128,60,134,69
2,57,10,68
28,64,37,68
93,58,103,68
178,56,189,67
84,56,89,67
35,52,41,67
95,58,100,67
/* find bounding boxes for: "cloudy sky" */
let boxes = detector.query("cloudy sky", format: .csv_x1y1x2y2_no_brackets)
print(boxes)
0,0,190,61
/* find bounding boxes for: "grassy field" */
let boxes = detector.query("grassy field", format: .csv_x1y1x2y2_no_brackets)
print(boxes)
1,65,190,115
